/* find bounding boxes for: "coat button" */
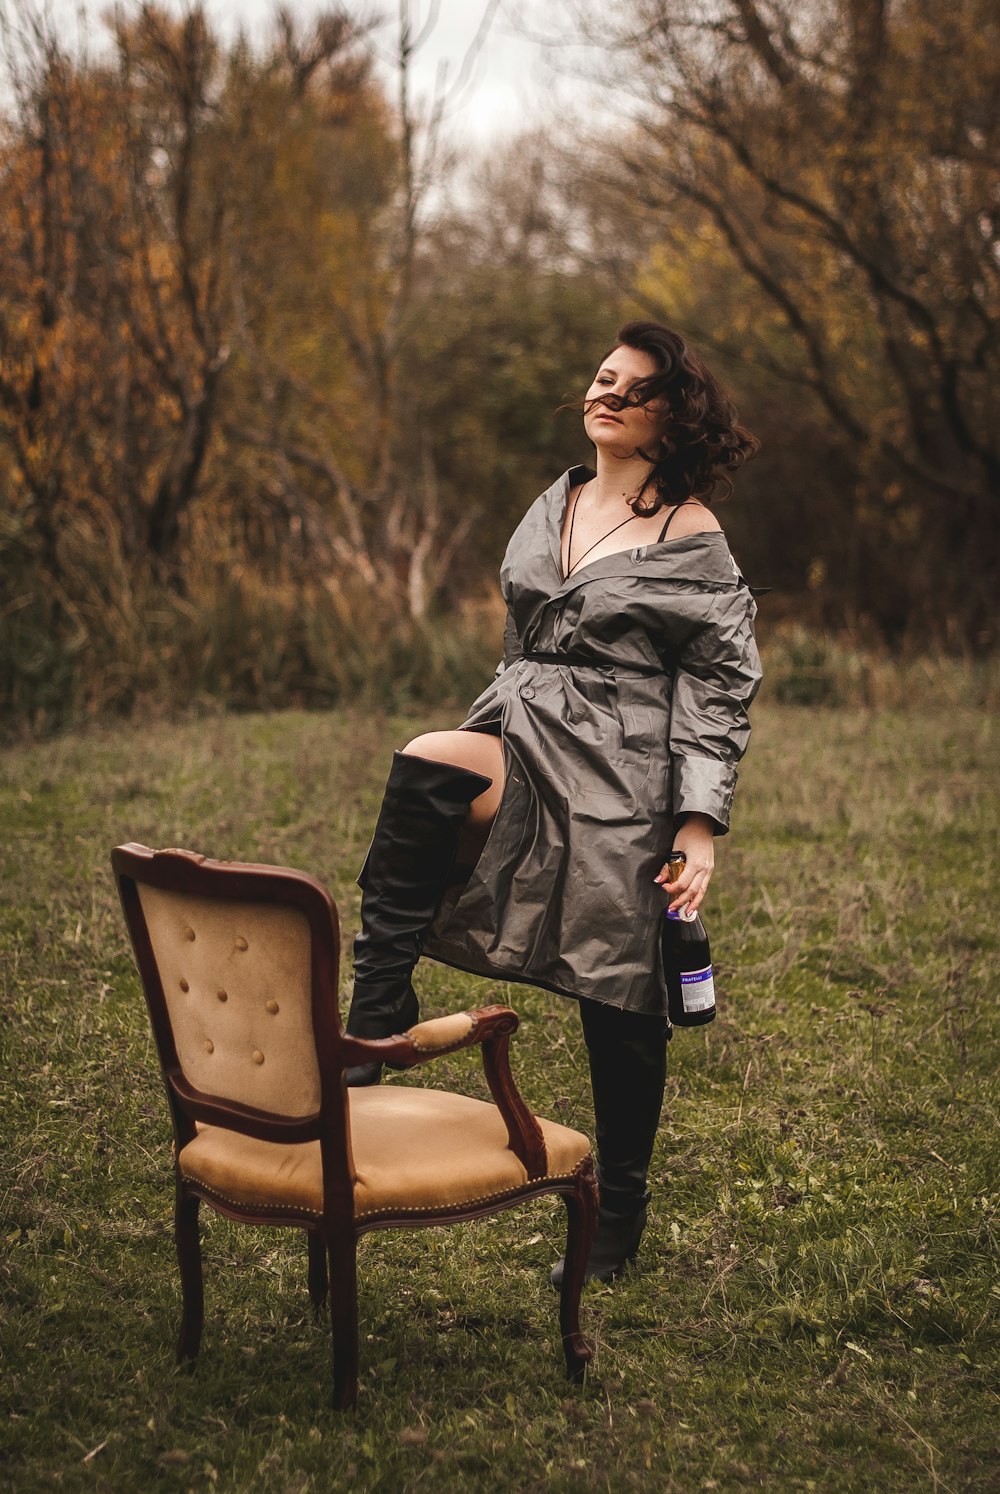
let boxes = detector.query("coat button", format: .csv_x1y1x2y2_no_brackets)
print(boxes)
521,685,535,701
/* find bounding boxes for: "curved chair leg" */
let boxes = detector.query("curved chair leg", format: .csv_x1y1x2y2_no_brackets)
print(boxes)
174,1186,204,1363
326,1227,360,1410
307,1231,328,1313
560,1159,599,1380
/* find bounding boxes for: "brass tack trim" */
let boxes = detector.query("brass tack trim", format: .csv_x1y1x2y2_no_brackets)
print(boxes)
179,1170,587,1222
354,1172,585,1218
180,1178,323,1217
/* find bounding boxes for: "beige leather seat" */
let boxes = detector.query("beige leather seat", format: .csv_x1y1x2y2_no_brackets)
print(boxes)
181,1076,591,1220
112,844,598,1409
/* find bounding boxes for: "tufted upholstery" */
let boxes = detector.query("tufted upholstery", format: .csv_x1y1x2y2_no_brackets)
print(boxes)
178,1085,591,1217
112,843,598,1410
137,884,320,1117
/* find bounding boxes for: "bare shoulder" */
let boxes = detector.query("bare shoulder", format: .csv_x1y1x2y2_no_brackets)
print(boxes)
669,501,724,538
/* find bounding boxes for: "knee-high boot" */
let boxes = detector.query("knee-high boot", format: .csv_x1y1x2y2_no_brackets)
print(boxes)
550,1001,669,1286
343,750,492,1087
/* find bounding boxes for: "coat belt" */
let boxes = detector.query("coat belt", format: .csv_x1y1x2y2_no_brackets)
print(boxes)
523,650,669,677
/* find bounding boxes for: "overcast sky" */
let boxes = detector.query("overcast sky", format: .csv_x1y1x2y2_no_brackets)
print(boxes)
365,0,568,141
51,0,594,141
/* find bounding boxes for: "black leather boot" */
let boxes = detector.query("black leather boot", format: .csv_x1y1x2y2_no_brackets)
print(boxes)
550,1001,668,1287
344,750,493,1086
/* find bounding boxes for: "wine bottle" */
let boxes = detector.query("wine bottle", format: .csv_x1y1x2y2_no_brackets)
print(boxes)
661,851,716,1026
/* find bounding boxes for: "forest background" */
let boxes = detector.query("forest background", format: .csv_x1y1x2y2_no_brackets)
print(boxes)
1,0,998,736
3,7,998,1487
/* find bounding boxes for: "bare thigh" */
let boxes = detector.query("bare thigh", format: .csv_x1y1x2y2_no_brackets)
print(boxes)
402,729,505,832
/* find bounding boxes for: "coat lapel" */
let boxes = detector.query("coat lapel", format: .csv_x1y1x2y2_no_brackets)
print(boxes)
549,532,745,603
543,467,746,603
545,464,593,581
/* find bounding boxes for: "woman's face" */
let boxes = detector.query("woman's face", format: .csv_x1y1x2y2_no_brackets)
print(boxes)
583,344,669,456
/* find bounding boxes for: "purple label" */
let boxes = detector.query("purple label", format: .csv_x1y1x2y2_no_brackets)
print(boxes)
680,966,715,1013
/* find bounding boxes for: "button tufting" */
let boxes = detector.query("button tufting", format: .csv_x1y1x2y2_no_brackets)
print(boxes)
179,978,189,992
204,1039,214,1054
265,1000,279,1015
216,988,227,1003
235,936,248,951
252,1049,264,1065
183,926,195,941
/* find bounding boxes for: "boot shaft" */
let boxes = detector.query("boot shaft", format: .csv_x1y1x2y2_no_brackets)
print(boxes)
348,750,493,1017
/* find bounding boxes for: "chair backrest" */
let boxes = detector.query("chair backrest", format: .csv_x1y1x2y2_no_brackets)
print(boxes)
111,845,343,1140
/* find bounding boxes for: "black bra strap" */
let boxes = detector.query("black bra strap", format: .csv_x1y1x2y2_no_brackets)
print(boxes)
656,503,686,542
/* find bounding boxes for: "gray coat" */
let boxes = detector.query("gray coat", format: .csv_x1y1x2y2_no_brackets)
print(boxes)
423,465,763,1017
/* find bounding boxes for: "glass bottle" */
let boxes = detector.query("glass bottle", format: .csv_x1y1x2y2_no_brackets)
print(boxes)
661,851,717,1026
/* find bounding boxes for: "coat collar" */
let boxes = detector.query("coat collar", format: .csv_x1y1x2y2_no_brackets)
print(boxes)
544,465,590,580
543,467,745,600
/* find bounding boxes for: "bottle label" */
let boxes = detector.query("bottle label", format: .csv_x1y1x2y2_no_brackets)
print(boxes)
680,966,715,1013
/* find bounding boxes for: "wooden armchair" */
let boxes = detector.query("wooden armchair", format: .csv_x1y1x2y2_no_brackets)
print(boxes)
111,843,598,1408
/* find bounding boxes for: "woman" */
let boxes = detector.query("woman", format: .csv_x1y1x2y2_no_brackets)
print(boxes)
344,321,762,1285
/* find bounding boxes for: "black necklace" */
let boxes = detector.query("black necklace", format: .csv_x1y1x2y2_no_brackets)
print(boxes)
564,482,640,580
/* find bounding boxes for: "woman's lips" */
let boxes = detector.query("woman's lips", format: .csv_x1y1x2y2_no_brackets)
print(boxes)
593,411,624,424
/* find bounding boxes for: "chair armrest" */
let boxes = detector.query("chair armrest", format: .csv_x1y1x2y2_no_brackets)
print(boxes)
341,1004,548,1179
407,1007,512,1056
340,1003,516,1067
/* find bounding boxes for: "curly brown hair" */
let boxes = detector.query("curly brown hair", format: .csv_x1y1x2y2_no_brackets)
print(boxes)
582,321,760,515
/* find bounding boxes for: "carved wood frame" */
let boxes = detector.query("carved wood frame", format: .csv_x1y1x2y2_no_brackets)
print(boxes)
111,842,598,1408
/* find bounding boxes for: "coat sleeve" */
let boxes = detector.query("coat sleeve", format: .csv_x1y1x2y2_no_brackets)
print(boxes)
668,583,762,836
494,603,523,678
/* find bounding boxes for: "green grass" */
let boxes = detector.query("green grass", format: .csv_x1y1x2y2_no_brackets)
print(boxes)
1,700,998,1491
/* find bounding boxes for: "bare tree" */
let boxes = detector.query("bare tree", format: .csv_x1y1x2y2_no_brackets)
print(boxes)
232,1,498,618
551,0,1000,638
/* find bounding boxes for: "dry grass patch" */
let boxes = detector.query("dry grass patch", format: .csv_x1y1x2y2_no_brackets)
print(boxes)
1,700,997,1491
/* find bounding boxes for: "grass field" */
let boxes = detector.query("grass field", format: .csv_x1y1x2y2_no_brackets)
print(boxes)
2,698,997,1492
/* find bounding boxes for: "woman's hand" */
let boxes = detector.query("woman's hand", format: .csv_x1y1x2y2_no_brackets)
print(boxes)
654,813,716,919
